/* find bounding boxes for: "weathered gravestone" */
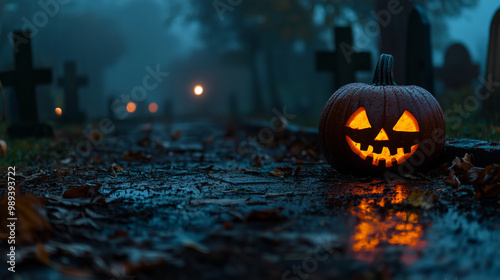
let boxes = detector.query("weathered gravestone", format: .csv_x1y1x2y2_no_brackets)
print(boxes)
0,31,53,137
436,43,479,90
375,0,414,84
315,27,372,92
484,8,500,118
58,62,88,123
406,5,435,94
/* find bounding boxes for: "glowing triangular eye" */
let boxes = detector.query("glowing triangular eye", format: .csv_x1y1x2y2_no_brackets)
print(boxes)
393,110,419,132
374,128,389,141
346,107,372,130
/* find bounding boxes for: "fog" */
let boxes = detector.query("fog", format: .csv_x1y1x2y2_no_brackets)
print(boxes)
0,0,498,122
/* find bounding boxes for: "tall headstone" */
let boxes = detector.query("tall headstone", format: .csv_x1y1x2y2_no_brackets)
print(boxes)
0,31,52,123
485,8,500,118
0,31,53,137
376,0,414,84
315,27,372,92
406,5,434,93
436,43,479,90
58,62,88,123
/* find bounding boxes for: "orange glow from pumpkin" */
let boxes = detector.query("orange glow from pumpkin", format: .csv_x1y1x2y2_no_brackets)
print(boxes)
148,102,158,113
55,108,62,116
126,102,137,113
345,185,427,264
393,110,420,132
346,136,418,167
374,128,390,141
346,107,371,130
194,85,204,96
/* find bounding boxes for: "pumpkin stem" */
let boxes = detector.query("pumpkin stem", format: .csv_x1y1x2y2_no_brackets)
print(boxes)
373,54,396,86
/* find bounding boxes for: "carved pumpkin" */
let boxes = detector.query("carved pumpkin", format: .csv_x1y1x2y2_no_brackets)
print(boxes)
319,54,446,174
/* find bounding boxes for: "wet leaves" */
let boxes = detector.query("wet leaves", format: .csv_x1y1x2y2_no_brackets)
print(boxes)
443,154,500,199
474,164,500,199
62,184,102,199
445,154,475,189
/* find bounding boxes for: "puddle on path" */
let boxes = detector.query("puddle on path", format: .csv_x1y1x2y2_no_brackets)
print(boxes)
329,183,427,264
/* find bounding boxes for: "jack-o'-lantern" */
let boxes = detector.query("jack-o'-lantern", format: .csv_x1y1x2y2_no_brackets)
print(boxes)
319,54,446,174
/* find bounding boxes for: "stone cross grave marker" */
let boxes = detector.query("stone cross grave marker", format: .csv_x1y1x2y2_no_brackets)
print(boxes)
58,61,88,122
436,43,479,90
315,27,372,92
0,31,52,123
406,5,435,94
484,8,500,117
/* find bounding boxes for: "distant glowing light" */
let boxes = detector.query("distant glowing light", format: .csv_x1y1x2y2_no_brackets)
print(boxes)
194,85,204,96
149,102,159,113
126,102,137,113
55,108,62,116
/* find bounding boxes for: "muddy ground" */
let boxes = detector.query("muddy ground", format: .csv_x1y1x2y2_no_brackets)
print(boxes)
1,120,499,280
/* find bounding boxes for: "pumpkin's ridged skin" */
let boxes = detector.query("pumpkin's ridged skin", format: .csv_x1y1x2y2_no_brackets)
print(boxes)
319,55,446,175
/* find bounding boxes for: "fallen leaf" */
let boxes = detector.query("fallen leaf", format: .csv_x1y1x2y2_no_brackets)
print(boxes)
197,165,214,171
252,155,264,168
138,135,151,147
241,168,259,175
63,184,102,199
36,242,50,265
89,157,105,165
269,168,285,178
109,163,124,173
56,168,72,174
462,167,485,185
60,158,72,164
223,221,234,230
0,139,7,156
474,164,500,199
246,208,286,221
170,130,182,141
450,153,474,172
444,170,460,189
0,195,52,244
123,151,152,161
404,190,437,210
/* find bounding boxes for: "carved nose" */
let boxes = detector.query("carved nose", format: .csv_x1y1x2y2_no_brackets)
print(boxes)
374,128,389,141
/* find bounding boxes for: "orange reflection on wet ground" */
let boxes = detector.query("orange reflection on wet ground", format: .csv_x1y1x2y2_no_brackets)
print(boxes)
331,183,427,264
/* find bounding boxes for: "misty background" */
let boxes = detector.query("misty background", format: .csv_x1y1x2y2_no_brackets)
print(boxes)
0,0,497,124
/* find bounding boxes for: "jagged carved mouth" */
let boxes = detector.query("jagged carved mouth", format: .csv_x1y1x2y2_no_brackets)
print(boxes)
346,136,418,167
